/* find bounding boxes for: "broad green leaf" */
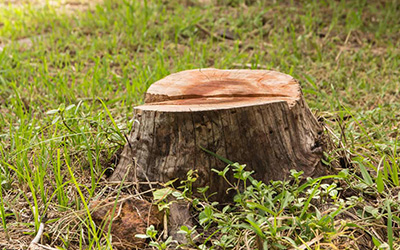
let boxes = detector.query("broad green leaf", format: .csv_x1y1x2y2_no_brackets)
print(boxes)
153,187,173,201
358,161,373,185
246,202,277,216
245,216,265,239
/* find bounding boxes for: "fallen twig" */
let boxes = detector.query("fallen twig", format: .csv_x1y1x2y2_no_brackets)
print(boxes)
31,221,45,245
29,213,49,250
195,23,225,41
29,243,59,250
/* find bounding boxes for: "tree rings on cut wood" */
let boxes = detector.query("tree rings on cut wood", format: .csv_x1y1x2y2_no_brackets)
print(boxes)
111,69,326,202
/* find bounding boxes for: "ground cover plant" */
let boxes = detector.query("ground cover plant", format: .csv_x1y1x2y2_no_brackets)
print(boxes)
0,0,399,249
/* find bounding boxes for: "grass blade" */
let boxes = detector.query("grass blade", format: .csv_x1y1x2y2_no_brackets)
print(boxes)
387,201,393,250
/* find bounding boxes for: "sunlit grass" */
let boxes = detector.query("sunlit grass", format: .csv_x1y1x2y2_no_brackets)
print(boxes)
0,0,399,248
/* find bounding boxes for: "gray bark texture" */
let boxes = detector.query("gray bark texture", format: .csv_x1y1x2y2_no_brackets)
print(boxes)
111,69,326,202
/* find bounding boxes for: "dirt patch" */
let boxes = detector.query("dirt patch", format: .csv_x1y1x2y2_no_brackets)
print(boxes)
90,196,163,249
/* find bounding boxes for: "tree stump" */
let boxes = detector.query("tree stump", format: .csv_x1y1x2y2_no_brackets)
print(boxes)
111,69,326,201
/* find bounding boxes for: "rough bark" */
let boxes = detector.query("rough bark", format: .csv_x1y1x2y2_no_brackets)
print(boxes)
111,69,326,202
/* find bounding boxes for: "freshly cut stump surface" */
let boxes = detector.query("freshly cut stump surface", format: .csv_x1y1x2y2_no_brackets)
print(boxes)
111,69,325,201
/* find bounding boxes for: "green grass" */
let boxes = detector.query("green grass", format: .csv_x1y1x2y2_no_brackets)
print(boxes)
0,0,399,249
